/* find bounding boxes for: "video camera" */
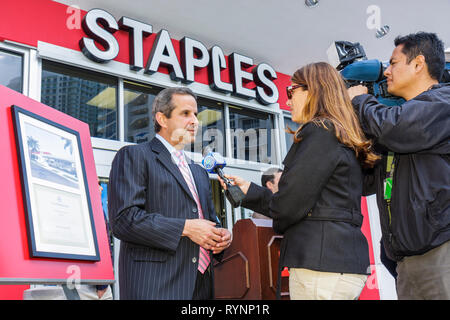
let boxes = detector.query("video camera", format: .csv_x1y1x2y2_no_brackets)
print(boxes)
327,41,404,106
328,41,450,106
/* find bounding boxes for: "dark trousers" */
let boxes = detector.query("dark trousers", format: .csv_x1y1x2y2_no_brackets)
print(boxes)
396,240,450,299
192,267,213,300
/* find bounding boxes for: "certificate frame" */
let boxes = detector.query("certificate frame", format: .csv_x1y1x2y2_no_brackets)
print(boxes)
11,105,100,261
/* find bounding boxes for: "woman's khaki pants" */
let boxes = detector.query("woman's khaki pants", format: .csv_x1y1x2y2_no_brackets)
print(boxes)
289,268,367,300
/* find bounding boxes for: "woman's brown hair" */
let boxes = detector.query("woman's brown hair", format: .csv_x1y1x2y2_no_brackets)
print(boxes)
288,62,380,168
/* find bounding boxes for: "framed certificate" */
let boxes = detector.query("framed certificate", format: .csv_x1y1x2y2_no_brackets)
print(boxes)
11,105,100,261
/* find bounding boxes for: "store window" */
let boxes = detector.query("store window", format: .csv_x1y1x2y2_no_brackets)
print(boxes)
210,180,227,229
0,50,23,93
187,98,225,155
124,81,163,144
41,61,118,140
229,105,274,163
284,116,299,151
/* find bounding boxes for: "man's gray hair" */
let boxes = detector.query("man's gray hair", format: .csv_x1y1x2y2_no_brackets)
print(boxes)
152,86,197,132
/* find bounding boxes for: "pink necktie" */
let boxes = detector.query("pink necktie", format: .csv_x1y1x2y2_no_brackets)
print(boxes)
174,150,210,273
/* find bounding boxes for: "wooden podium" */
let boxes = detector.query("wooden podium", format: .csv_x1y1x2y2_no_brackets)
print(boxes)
214,218,289,300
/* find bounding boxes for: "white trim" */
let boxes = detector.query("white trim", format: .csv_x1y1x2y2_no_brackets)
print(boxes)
2,40,37,51
28,49,42,102
117,78,125,142
0,278,113,285
279,112,290,158
91,137,134,151
366,194,398,300
113,237,121,300
223,103,232,159
273,113,282,165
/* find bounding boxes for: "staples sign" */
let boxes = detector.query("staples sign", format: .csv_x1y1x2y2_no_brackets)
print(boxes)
79,9,279,105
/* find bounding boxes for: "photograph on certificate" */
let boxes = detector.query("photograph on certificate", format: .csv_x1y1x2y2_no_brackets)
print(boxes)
11,105,100,261
25,122,79,189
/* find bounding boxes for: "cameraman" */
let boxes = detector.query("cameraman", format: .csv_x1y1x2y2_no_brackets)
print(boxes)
348,32,450,300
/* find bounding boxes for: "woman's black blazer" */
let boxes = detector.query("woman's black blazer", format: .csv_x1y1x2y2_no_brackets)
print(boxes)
243,122,370,275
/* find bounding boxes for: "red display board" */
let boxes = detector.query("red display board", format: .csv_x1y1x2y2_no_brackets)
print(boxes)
0,85,114,286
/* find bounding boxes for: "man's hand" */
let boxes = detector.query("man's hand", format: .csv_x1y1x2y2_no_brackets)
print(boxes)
182,219,223,250
212,228,232,254
348,85,368,100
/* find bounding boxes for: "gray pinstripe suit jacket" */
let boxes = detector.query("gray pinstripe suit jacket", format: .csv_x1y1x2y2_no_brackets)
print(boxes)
108,137,222,300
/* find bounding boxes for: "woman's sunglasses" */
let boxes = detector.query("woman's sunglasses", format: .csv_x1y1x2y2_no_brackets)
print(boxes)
286,84,307,99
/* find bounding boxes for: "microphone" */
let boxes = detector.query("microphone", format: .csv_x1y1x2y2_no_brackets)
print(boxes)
202,150,245,208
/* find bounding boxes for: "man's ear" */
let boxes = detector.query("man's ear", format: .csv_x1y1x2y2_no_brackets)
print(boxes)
414,55,426,74
155,112,167,130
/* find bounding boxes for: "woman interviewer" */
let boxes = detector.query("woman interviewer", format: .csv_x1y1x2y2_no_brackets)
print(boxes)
220,62,380,300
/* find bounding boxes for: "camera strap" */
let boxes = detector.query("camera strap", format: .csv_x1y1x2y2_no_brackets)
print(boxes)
384,152,395,225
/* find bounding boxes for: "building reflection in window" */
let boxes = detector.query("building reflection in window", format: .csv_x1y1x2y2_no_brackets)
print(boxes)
229,105,274,163
284,115,299,151
187,98,225,156
0,50,23,93
124,81,162,144
41,61,118,140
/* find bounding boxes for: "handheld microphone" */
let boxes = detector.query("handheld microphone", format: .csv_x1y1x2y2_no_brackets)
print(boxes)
202,150,245,208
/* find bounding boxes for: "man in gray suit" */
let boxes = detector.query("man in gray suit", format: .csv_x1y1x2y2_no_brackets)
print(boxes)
108,87,231,300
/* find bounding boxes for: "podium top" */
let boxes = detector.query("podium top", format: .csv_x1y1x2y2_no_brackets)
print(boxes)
249,218,273,228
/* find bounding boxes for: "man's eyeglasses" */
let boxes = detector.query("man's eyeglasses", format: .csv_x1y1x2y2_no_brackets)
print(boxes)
286,84,307,99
